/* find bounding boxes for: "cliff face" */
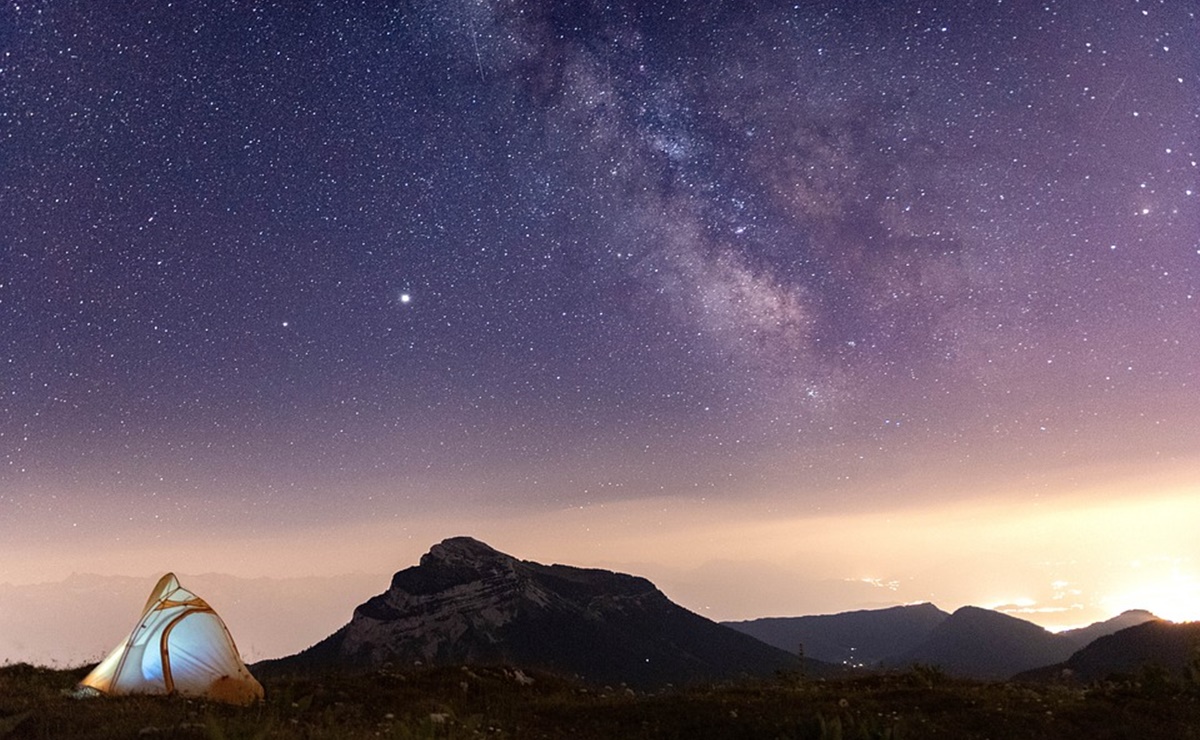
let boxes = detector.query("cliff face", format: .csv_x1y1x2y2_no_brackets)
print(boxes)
338,537,662,665
268,537,820,687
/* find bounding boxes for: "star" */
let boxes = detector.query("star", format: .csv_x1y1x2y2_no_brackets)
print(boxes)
2,0,1197,649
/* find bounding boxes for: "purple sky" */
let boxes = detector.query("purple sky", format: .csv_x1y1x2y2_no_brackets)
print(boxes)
2,0,1197,651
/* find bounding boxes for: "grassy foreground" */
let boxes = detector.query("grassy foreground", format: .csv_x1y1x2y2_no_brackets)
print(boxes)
2,662,1199,739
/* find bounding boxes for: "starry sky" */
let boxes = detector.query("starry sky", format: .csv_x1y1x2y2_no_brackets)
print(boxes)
2,0,1198,642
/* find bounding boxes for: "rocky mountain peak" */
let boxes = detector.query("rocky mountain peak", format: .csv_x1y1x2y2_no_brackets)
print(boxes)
264,537,814,687
421,537,511,568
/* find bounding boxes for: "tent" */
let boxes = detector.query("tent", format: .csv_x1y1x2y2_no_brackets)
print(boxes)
77,573,263,705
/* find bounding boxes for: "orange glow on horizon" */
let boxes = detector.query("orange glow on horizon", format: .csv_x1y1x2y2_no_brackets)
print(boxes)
1101,561,1200,624
3,459,1197,640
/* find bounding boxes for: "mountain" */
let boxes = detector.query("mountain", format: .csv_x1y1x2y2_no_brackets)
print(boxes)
1016,620,1200,683
724,603,950,667
259,537,826,687
895,606,1078,680
1057,609,1160,649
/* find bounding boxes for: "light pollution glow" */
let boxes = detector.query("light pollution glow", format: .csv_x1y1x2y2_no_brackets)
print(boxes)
3,457,1196,655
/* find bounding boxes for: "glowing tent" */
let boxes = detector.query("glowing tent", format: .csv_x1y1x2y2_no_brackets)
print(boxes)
77,573,263,705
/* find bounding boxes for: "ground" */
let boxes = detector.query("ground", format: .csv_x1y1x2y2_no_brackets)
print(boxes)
2,662,1199,739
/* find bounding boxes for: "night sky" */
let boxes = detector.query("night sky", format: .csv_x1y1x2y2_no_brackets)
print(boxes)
2,0,1198,637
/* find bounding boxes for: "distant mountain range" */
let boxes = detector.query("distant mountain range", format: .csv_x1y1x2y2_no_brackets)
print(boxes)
727,604,1161,680
895,606,1080,679
725,603,950,667
257,537,826,687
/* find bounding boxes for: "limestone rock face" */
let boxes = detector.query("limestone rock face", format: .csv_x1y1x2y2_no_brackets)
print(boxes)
339,537,650,664
267,537,819,687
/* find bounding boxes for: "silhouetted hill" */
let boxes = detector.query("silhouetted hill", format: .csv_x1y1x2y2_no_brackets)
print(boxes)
896,606,1077,679
1057,609,1159,649
724,603,949,667
259,537,828,687
1017,620,1200,683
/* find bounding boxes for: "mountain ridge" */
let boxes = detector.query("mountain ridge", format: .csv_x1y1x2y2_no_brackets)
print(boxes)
725,603,950,667
895,605,1076,679
728,603,1163,680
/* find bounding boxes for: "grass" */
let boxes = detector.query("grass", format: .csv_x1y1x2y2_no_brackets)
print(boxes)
2,662,1199,739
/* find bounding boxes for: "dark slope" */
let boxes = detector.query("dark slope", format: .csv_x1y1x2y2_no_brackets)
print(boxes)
1017,620,1200,683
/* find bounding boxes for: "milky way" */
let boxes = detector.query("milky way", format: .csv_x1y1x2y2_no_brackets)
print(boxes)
1,1,1197,626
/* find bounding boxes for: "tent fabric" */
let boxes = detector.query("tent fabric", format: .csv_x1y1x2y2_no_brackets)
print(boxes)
78,573,263,705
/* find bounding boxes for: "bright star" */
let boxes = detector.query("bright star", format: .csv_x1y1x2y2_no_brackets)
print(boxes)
399,293,411,304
